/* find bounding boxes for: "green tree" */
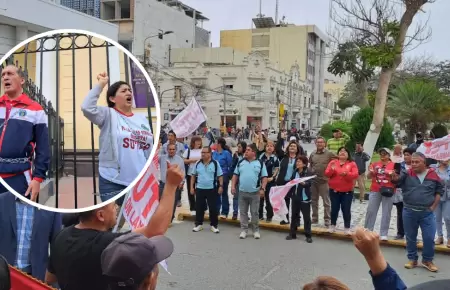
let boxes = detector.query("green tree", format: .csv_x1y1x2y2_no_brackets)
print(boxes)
431,124,448,139
387,79,448,143
330,0,435,158
320,121,352,141
349,107,395,151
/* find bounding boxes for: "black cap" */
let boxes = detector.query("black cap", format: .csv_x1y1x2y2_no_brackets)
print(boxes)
101,233,174,289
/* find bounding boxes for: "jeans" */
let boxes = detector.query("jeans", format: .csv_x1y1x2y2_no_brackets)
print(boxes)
233,182,239,215
364,191,393,236
217,175,230,216
290,200,312,238
434,200,450,239
403,207,436,262
195,188,219,227
185,175,196,211
159,182,180,222
239,191,260,232
259,183,274,219
99,175,127,206
329,189,353,228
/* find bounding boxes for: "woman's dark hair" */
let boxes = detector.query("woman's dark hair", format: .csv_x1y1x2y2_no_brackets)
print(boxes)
106,81,130,108
337,146,352,161
403,147,416,155
237,141,247,155
296,155,309,168
285,140,305,156
217,137,232,153
0,255,11,290
190,136,202,149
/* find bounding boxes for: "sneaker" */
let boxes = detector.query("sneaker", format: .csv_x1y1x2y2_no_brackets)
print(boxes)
259,217,264,221
328,225,336,233
286,235,297,240
232,214,238,220
422,261,438,272
192,225,203,232
306,237,313,243
266,218,272,223
177,201,182,207
253,232,261,239
220,215,227,220
312,219,319,224
210,226,220,233
239,231,247,239
395,234,404,240
380,236,388,241
404,260,418,269
190,211,196,216
280,220,289,225
344,228,352,236
435,237,444,245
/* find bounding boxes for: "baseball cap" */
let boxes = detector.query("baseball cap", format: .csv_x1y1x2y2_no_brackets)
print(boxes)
289,136,297,141
378,148,392,155
101,233,174,289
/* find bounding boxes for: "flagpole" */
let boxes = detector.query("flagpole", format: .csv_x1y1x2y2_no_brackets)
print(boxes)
113,191,130,233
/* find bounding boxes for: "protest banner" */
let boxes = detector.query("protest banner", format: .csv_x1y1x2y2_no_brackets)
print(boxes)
169,97,207,138
9,266,56,290
417,134,450,161
269,176,316,221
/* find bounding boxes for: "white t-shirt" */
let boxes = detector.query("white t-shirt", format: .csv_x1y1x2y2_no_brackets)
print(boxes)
100,111,153,186
183,148,201,175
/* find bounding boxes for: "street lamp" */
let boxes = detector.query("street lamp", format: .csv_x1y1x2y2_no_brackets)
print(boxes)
143,30,174,66
215,74,227,129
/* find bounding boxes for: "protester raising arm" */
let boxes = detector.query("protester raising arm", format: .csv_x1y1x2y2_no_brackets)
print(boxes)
135,162,184,237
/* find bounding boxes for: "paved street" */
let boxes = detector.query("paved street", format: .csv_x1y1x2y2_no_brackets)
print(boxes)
155,222,450,290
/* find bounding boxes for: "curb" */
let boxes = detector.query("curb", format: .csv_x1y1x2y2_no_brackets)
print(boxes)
177,212,450,254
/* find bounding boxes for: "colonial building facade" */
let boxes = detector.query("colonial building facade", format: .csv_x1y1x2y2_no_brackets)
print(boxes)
156,47,312,130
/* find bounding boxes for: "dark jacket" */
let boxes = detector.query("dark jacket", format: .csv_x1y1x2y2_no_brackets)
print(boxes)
230,153,243,177
353,151,371,174
276,156,292,186
288,168,312,201
0,193,62,282
394,168,443,211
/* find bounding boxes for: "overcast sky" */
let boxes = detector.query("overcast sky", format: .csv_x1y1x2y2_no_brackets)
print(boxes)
181,0,449,61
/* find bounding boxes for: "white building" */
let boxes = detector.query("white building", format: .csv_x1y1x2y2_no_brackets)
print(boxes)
100,0,210,66
157,47,312,129
0,0,118,58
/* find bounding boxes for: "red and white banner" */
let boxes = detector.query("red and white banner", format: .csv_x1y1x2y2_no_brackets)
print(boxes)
169,98,207,138
417,134,450,161
9,266,56,290
269,176,316,221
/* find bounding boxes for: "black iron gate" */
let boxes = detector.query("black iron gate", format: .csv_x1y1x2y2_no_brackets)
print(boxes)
0,33,136,209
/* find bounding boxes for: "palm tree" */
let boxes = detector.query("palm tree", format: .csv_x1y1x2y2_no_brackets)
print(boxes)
387,79,449,143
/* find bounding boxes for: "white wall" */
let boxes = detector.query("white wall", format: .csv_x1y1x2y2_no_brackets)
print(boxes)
134,0,205,66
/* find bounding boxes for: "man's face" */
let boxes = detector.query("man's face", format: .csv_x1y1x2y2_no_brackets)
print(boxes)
201,148,211,160
244,147,255,159
168,133,175,142
356,144,363,152
167,145,176,157
316,138,326,150
404,152,412,163
333,131,340,138
1,65,24,96
411,156,426,173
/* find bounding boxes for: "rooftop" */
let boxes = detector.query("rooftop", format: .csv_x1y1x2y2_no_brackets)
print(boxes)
157,0,209,21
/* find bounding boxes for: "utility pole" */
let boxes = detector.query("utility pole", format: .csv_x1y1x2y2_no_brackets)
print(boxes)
222,83,227,128
288,78,293,129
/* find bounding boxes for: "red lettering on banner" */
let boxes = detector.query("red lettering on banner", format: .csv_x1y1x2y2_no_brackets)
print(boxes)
124,198,133,216
142,180,159,219
133,168,154,202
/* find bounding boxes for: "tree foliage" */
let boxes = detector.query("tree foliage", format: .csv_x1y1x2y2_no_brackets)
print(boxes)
320,121,352,141
431,124,449,139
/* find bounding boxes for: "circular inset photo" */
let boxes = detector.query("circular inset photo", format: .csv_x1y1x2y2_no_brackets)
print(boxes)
0,29,160,213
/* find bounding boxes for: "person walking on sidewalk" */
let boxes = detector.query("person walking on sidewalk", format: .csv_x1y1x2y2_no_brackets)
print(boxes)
364,148,396,241
286,155,313,243
159,144,185,223
230,141,247,220
161,130,185,157
191,146,223,233
231,144,268,239
325,147,359,235
430,159,450,248
213,138,233,219
353,142,370,203
0,65,50,201
392,152,443,272
258,140,280,222
308,137,335,227
183,136,202,215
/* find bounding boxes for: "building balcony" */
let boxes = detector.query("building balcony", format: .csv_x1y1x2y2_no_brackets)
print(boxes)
247,100,264,109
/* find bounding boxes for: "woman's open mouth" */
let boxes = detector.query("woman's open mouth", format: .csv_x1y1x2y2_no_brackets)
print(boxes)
126,96,132,104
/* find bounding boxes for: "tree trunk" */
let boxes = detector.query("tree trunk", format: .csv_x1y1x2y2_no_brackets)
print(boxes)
363,68,393,161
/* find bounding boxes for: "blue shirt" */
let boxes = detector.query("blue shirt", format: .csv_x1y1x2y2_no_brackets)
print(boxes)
234,159,268,193
295,172,308,201
213,149,233,175
370,263,406,290
192,160,223,189
259,153,279,178
284,157,296,181
15,200,35,271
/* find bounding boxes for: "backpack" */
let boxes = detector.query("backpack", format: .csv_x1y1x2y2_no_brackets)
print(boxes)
236,158,264,187
195,159,219,188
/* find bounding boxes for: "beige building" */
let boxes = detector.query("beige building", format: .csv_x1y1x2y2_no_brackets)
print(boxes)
2,38,157,151
157,47,311,129
220,21,329,127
